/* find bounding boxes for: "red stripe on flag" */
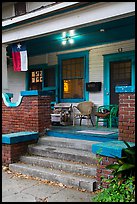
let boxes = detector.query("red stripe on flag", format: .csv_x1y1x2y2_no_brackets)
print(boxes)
12,52,21,71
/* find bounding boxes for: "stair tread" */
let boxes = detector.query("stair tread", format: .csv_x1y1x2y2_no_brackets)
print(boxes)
29,144,96,158
9,163,97,181
20,155,97,169
39,136,100,145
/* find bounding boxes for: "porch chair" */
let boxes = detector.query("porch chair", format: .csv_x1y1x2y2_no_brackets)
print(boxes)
95,104,118,128
72,101,94,127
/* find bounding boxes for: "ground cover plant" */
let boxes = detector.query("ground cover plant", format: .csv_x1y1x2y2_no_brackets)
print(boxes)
92,141,135,202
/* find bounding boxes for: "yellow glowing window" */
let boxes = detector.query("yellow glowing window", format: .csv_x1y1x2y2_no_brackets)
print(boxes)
64,80,71,93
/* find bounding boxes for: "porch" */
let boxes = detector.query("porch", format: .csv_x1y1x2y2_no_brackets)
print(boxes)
46,125,118,142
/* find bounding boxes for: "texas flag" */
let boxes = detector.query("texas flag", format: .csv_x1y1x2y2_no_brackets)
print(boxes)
12,43,28,71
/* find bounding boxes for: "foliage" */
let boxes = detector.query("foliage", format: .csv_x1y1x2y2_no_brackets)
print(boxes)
106,141,135,178
93,176,135,202
92,141,135,202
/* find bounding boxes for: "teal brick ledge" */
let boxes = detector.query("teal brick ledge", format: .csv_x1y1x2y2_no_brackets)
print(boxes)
92,140,135,158
20,90,50,96
115,86,135,93
2,131,39,144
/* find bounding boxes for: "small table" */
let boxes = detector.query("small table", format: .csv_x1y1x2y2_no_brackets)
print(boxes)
51,103,73,126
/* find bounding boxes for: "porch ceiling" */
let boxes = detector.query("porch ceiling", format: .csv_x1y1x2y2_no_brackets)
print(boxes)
7,15,135,57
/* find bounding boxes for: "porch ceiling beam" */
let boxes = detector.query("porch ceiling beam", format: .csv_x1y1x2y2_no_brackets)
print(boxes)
2,2,135,44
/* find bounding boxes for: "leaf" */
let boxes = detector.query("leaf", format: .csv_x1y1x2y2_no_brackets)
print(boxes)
117,163,135,172
124,148,135,156
123,140,131,148
106,163,119,170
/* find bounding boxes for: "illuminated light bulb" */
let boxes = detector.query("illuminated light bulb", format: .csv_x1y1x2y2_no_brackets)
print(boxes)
62,40,67,45
69,38,74,44
100,29,105,32
69,30,75,36
62,32,66,38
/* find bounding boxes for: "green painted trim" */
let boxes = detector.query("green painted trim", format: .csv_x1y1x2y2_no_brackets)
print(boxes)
2,131,38,144
2,93,23,107
42,64,58,103
20,90,49,96
29,63,47,70
58,50,89,103
103,51,135,105
92,140,135,158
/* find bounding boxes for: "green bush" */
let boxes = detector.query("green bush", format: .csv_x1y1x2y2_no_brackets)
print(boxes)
92,141,135,202
93,176,135,202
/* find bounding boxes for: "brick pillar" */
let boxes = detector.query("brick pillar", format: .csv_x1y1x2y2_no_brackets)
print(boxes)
118,93,135,142
2,93,52,134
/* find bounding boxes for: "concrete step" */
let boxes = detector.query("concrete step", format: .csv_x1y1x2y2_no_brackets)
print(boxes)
28,144,97,165
9,163,97,192
20,155,97,176
38,136,100,152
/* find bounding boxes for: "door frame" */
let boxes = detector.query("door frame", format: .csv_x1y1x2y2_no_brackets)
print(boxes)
103,51,135,105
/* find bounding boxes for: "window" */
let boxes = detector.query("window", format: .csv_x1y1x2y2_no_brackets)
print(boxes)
62,57,84,99
43,67,56,87
110,60,131,86
29,70,42,91
14,2,26,16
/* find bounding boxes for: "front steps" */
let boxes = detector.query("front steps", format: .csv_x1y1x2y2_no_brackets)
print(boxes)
9,136,100,192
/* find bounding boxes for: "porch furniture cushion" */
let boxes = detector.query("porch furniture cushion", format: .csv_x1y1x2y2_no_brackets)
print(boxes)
72,101,94,127
95,104,118,128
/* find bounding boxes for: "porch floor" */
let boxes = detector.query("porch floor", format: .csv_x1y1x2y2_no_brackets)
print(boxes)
46,125,118,142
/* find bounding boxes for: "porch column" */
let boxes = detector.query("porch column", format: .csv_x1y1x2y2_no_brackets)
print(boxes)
2,44,9,92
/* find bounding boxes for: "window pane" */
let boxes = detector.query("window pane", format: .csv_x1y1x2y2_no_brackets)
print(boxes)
29,70,42,90
63,79,83,99
44,67,55,87
62,57,84,99
15,2,26,16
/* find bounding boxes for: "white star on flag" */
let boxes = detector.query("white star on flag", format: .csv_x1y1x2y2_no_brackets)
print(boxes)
17,43,21,49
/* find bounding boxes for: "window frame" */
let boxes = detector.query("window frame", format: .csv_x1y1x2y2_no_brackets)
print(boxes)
58,51,89,103
14,2,26,16
26,64,58,103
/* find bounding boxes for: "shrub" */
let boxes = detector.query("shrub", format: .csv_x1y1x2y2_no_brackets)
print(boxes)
93,176,135,202
92,141,135,202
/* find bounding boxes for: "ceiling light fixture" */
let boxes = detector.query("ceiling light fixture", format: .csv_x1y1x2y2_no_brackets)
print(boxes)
100,29,105,32
62,30,75,45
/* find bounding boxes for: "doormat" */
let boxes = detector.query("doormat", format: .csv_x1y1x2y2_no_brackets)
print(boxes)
76,130,116,135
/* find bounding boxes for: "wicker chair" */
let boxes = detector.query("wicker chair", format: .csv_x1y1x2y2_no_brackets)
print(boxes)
72,101,94,127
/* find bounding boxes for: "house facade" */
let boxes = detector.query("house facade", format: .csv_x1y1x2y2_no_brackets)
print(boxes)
2,2,135,108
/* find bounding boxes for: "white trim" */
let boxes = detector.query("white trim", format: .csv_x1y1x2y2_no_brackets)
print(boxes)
2,2,79,27
2,2,135,44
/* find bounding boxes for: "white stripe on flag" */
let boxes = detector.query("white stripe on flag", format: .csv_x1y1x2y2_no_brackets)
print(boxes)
20,51,28,71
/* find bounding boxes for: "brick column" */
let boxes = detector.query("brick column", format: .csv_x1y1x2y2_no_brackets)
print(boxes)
118,93,135,142
2,92,52,134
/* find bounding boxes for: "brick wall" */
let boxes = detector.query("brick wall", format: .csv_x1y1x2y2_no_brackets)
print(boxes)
118,93,135,142
94,92,135,189
2,140,37,165
95,155,116,189
2,95,52,134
